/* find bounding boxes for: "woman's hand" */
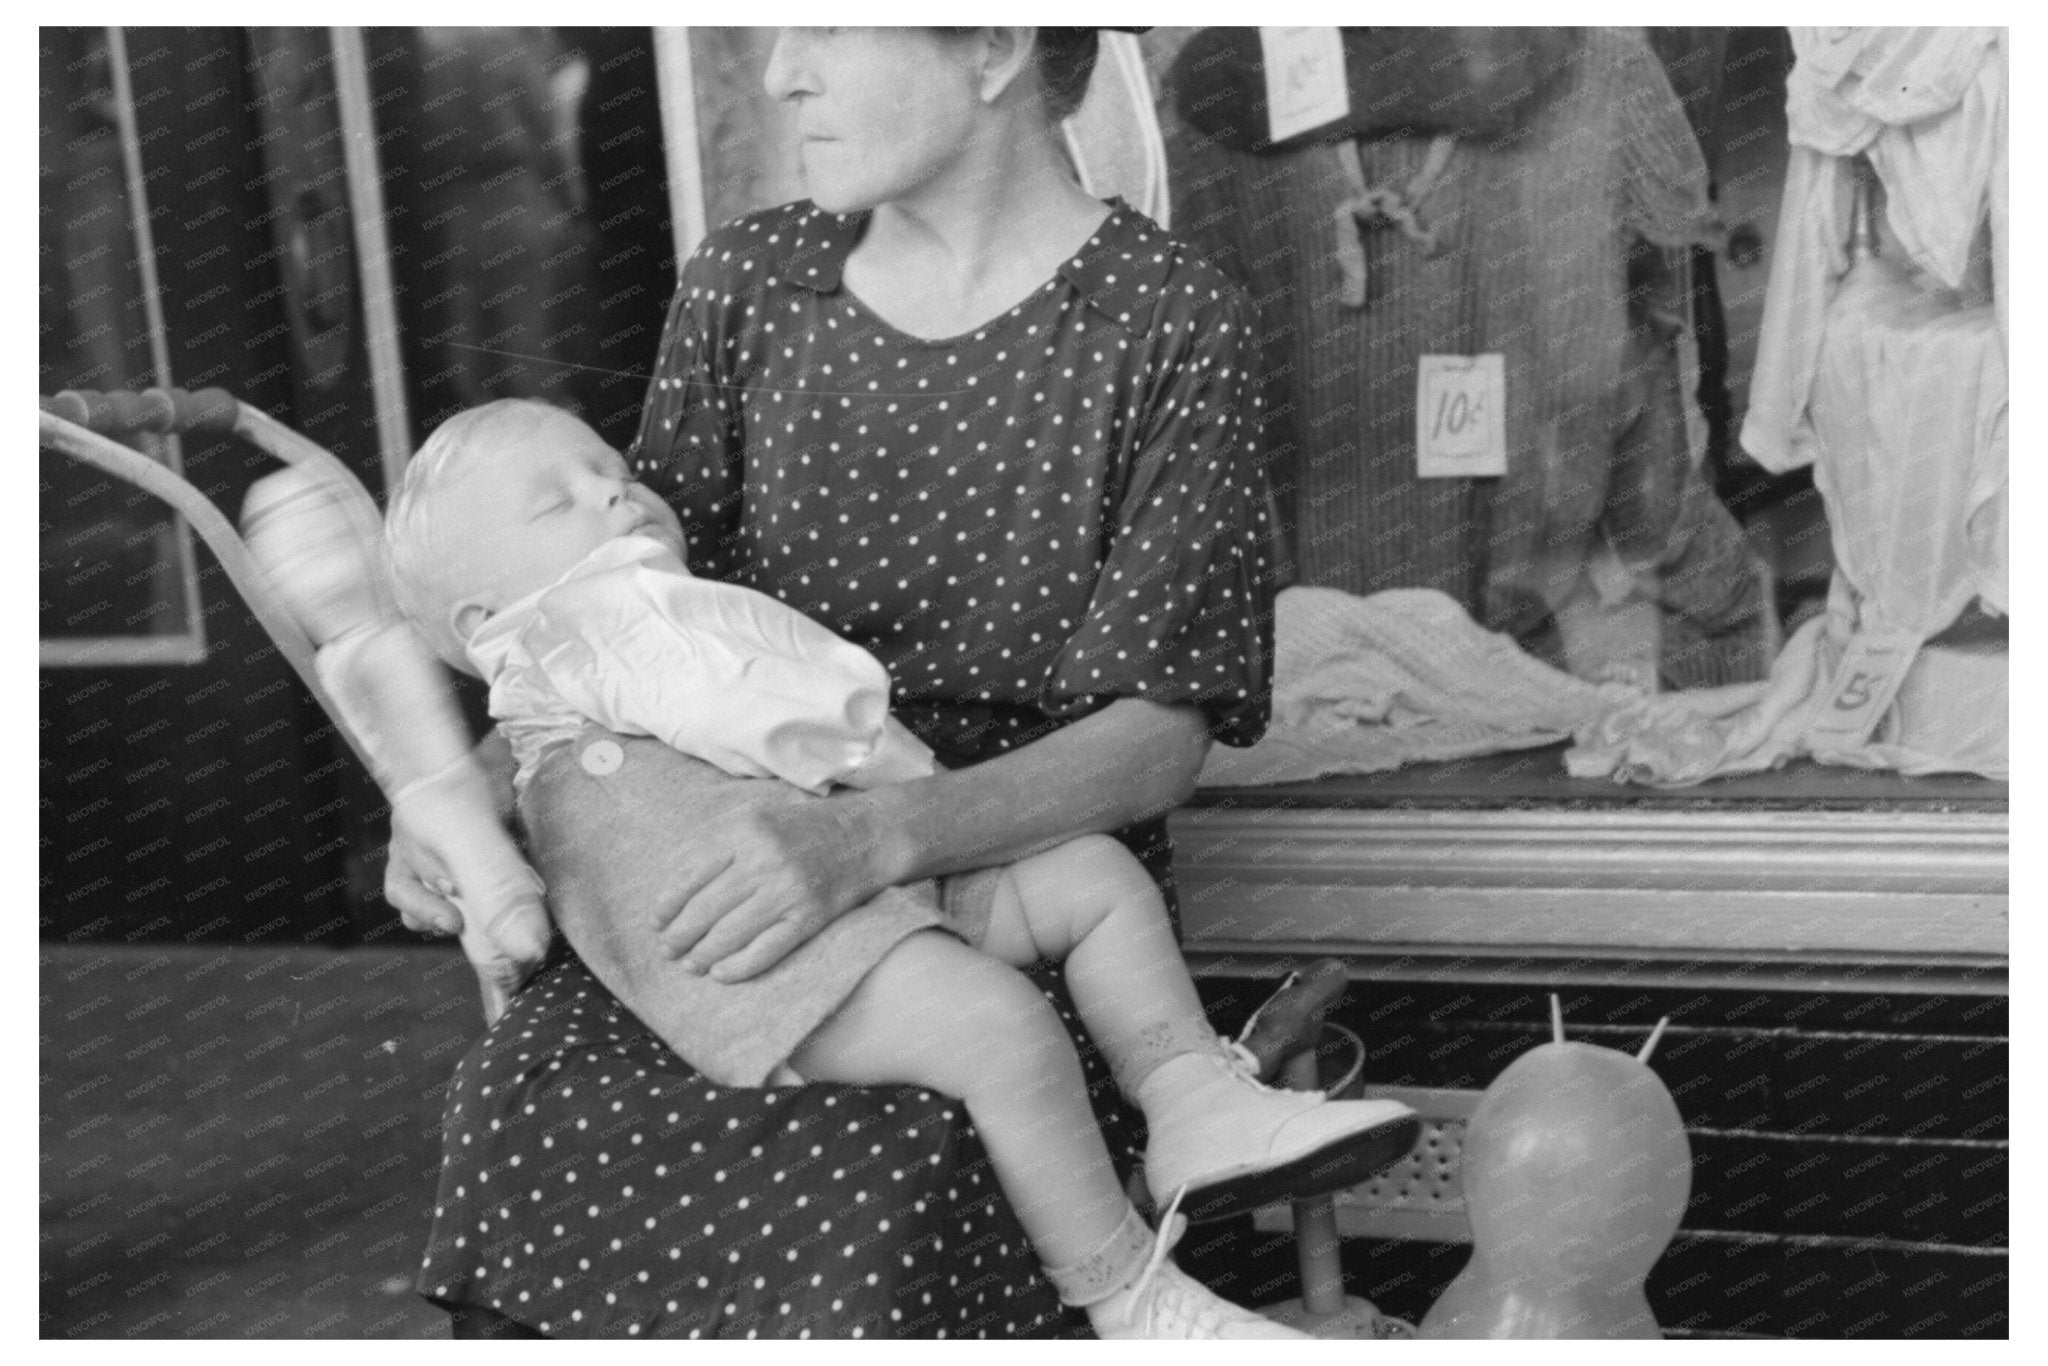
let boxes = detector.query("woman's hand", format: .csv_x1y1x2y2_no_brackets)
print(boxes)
652,699,1210,983
651,796,888,983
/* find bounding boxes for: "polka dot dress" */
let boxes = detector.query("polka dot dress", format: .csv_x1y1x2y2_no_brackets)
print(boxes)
418,200,1277,1337
420,946,1129,1339
632,198,1277,777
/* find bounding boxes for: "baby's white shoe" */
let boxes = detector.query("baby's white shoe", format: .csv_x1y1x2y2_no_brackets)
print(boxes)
1086,1195,1306,1341
1139,1044,1419,1222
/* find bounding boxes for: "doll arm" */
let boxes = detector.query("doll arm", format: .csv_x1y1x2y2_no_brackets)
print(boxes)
242,469,549,1021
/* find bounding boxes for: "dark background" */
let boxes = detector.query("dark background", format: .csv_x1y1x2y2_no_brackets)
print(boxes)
40,27,676,951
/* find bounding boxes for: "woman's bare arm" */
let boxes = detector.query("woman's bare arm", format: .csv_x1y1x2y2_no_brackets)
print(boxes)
652,698,1212,979
862,698,1210,881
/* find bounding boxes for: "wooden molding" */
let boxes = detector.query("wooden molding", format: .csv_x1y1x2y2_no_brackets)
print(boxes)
1171,805,2008,993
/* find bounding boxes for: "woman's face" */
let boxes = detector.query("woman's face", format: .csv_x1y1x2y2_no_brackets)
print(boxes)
764,28,985,214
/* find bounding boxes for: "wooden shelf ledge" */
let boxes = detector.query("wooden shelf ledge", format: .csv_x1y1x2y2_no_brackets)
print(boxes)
1171,801,2007,996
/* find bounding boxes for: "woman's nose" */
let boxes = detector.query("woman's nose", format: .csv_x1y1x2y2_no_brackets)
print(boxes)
762,28,814,102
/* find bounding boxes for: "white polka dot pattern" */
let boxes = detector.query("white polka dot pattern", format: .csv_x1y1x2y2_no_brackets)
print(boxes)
419,197,1266,1337
420,954,1132,1338
630,198,1277,769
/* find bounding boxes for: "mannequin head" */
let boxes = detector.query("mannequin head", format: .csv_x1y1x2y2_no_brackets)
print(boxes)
1461,1042,1690,1282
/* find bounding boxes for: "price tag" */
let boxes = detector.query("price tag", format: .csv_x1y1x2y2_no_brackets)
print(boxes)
1805,625,1923,752
1259,27,1350,144
1416,354,1507,478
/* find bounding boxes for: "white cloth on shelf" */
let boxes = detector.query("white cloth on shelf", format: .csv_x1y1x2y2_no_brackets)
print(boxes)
1741,26,2006,474
1198,586,1634,787
465,535,936,796
1565,580,2007,786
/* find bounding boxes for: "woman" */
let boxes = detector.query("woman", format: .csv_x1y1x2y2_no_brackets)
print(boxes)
393,28,1279,1338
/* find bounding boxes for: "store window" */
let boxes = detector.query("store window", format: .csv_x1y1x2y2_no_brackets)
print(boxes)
1147,27,2005,793
39,27,205,666
358,27,676,457
649,28,2006,794
201,26,2007,795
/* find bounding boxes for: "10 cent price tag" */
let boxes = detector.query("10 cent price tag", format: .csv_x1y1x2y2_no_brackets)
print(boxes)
1417,353,1507,478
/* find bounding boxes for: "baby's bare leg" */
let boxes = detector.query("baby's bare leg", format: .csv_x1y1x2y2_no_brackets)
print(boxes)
985,845,1420,1233
790,931,1134,1272
978,836,1223,1098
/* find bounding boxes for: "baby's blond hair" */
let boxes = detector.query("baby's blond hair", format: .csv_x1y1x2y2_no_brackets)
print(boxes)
385,398,566,673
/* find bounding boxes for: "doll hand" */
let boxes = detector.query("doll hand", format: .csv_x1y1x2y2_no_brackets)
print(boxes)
387,783,552,1023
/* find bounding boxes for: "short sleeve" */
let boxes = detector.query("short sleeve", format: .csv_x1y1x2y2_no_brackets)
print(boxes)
1608,33,1721,249
629,243,747,582
1046,290,1277,747
1166,125,1303,580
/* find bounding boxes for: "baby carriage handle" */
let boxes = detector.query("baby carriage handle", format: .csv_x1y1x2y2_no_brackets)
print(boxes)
38,391,381,775
40,386,241,438
44,392,532,1024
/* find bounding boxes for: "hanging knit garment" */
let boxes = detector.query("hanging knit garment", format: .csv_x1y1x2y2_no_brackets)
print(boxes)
1169,27,1768,689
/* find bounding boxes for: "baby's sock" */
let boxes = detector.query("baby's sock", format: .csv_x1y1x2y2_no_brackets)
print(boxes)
1096,1018,1231,1103
1041,1202,1154,1308
1050,1195,1309,1340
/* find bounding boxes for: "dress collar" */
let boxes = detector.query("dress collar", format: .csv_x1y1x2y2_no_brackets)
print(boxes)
784,197,1176,341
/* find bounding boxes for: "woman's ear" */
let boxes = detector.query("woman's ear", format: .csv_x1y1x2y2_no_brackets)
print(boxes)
976,27,1037,105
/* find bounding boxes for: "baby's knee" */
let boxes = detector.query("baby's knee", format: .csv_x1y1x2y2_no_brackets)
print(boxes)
934,957,1081,1098
1066,834,1159,904
954,952,1064,1038
882,935,1060,1044
992,835,1164,963
1034,834,1162,929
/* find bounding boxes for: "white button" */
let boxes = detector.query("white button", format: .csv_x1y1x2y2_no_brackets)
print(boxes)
580,740,624,777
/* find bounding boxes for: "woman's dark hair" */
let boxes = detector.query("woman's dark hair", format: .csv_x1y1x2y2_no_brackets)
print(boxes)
940,27,1100,123
1035,28,1101,122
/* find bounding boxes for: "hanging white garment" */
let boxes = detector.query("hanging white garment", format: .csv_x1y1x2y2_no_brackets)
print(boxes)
1062,31,1172,227
1807,256,2007,631
1741,26,2006,473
